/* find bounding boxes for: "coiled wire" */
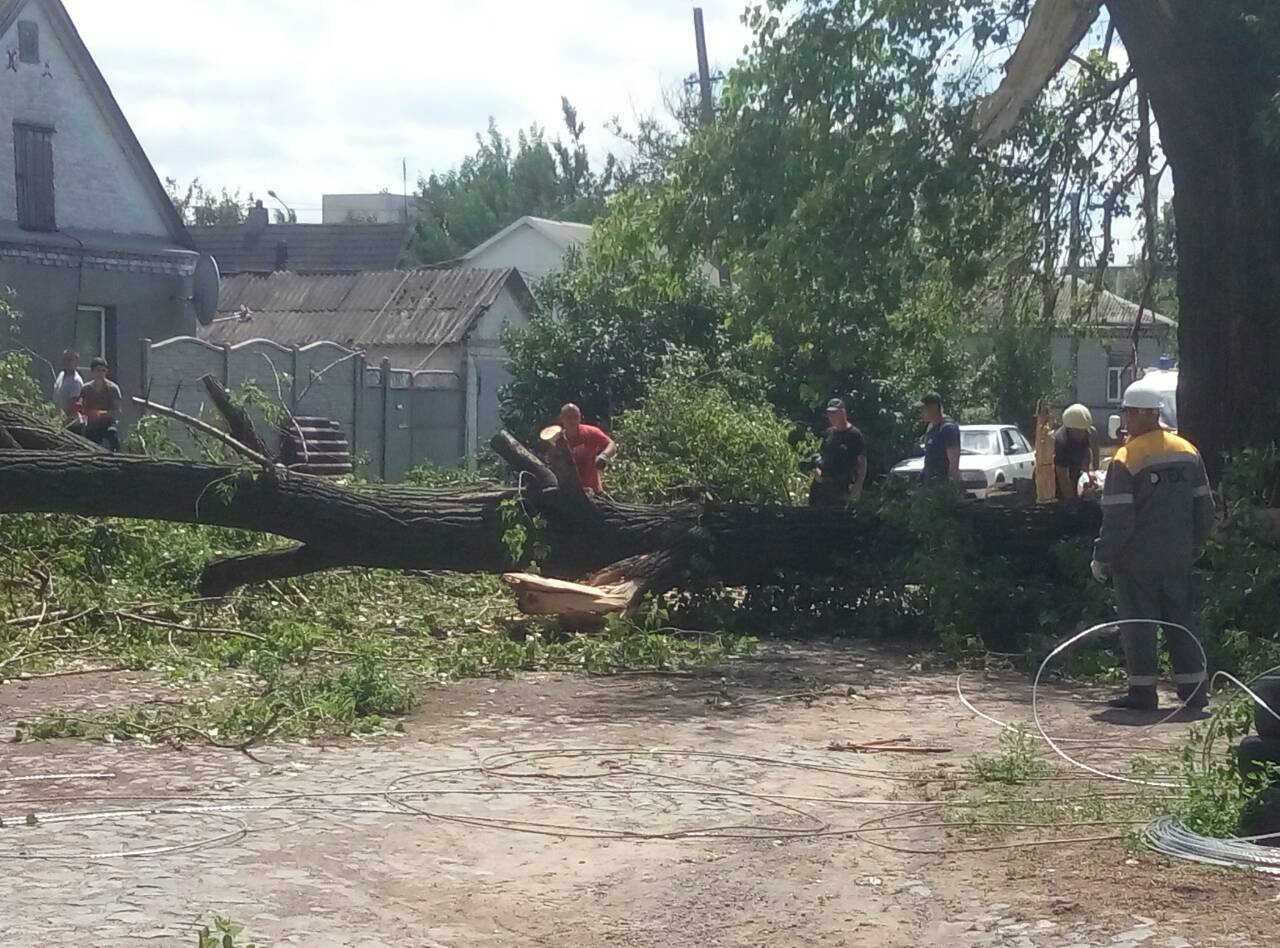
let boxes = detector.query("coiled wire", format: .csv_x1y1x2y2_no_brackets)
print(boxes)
1027,618,1280,872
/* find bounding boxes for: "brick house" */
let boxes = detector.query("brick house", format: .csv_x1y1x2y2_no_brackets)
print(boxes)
0,0,199,403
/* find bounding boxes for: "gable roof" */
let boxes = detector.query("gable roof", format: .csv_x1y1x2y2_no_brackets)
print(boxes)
1049,276,1175,330
982,275,1174,332
192,222,411,276
204,266,530,350
2,0,194,249
463,215,592,260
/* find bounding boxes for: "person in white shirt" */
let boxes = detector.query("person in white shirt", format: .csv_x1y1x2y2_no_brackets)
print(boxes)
52,349,84,429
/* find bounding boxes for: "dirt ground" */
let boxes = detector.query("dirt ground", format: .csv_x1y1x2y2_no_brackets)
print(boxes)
1,642,1276,947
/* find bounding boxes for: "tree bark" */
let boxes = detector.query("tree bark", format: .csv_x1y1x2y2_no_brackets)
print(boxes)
977,1,1280,478
199,374,275,461
0,445,1100,600
0,404,103,453
1104,1,1280,479
0,407,1100,602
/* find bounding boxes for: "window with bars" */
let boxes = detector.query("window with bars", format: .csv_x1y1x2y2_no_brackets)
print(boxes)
14,123,56,232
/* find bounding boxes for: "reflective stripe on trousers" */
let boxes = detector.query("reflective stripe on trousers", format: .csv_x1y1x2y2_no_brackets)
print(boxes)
1114,570,1204,690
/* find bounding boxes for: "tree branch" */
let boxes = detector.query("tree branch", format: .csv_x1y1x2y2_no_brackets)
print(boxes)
199,374,275,461
132,397,278,470
975,0,1104,146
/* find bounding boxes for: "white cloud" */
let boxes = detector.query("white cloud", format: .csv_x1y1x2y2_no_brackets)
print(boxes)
62,0,755,220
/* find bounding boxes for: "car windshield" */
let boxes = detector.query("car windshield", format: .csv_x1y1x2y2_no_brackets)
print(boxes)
960,431,1000,456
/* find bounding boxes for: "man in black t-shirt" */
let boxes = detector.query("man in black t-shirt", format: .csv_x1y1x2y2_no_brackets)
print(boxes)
807,398,867,507
918,391,961,484
1053,403,1098,500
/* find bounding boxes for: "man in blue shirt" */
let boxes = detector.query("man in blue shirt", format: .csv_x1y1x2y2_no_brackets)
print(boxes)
918,392,961,484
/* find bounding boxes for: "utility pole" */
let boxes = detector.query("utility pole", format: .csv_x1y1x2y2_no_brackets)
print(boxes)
694,8,715,126
1068,190,1081,294
402,158,410,224
693,8,728,285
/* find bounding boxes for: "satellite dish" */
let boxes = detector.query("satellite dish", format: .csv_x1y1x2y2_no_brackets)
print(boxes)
192,254,221,326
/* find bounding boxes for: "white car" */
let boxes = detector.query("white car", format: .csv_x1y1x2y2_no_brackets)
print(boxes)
890,424,1035,496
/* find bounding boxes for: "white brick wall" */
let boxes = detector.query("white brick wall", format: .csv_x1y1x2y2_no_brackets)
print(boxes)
0,3,170,237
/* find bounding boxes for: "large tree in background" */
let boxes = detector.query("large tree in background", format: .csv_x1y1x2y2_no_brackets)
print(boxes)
502,0,1151,463
981,1,1280,476
633,1,1129,450
164,177,247,227
410,99,615,263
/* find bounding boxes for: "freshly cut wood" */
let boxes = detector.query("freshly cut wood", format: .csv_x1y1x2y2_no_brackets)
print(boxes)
502,573,638,617
1033,400,1057,504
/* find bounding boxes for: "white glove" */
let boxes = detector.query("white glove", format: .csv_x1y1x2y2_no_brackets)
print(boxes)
1090,560,1111,584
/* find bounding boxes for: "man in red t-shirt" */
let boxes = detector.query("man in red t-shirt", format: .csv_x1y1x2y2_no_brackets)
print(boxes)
559,403,616,493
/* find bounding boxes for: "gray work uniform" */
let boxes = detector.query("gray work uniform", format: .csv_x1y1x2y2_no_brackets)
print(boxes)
1094,430,1215,697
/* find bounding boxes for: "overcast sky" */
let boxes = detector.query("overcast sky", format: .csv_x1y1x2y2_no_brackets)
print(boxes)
62,0,754,221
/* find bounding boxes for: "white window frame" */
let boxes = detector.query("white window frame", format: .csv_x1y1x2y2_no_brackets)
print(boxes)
76,305,106,362
1106,366,1126,405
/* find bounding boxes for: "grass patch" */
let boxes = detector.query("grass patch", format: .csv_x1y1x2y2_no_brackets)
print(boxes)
0,515,751,746
971,728,1050,787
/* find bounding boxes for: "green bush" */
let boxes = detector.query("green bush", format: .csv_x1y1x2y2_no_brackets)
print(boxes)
500,191,744,438
605,357,813,506
0,292,49,409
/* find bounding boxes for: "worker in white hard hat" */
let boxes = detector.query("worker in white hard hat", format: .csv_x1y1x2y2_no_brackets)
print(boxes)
1053,403,1098,501
1091,385,1215,712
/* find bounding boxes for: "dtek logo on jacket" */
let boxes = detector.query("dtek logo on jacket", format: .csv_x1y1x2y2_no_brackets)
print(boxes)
1094,430,1215,575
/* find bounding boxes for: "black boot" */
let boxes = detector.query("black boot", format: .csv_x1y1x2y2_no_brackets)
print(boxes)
1177,684,1209,711
1107,688,1158,711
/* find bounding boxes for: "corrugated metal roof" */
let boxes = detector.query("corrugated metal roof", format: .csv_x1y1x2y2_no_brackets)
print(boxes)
1052,276,1175,329
982,275,1174,331
192,222,410,275
205,266,527,349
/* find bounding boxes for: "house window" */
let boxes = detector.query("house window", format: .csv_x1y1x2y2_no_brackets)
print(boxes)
14,123,56,232
17,21,39,64
1106,366,1126,405
75,306,107,362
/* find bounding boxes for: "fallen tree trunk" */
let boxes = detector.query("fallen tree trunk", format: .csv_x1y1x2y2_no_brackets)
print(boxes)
0,407,1101,605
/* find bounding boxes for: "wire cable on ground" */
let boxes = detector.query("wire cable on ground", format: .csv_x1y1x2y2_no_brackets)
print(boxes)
3,625,1279,866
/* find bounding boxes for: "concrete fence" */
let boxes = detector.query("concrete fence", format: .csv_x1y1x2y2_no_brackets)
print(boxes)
141,336,470,481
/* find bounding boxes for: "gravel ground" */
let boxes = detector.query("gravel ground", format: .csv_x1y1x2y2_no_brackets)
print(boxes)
1,642,1274,946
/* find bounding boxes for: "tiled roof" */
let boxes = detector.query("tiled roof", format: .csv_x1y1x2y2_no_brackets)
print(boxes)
192,222,410,275
204,267,527,349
